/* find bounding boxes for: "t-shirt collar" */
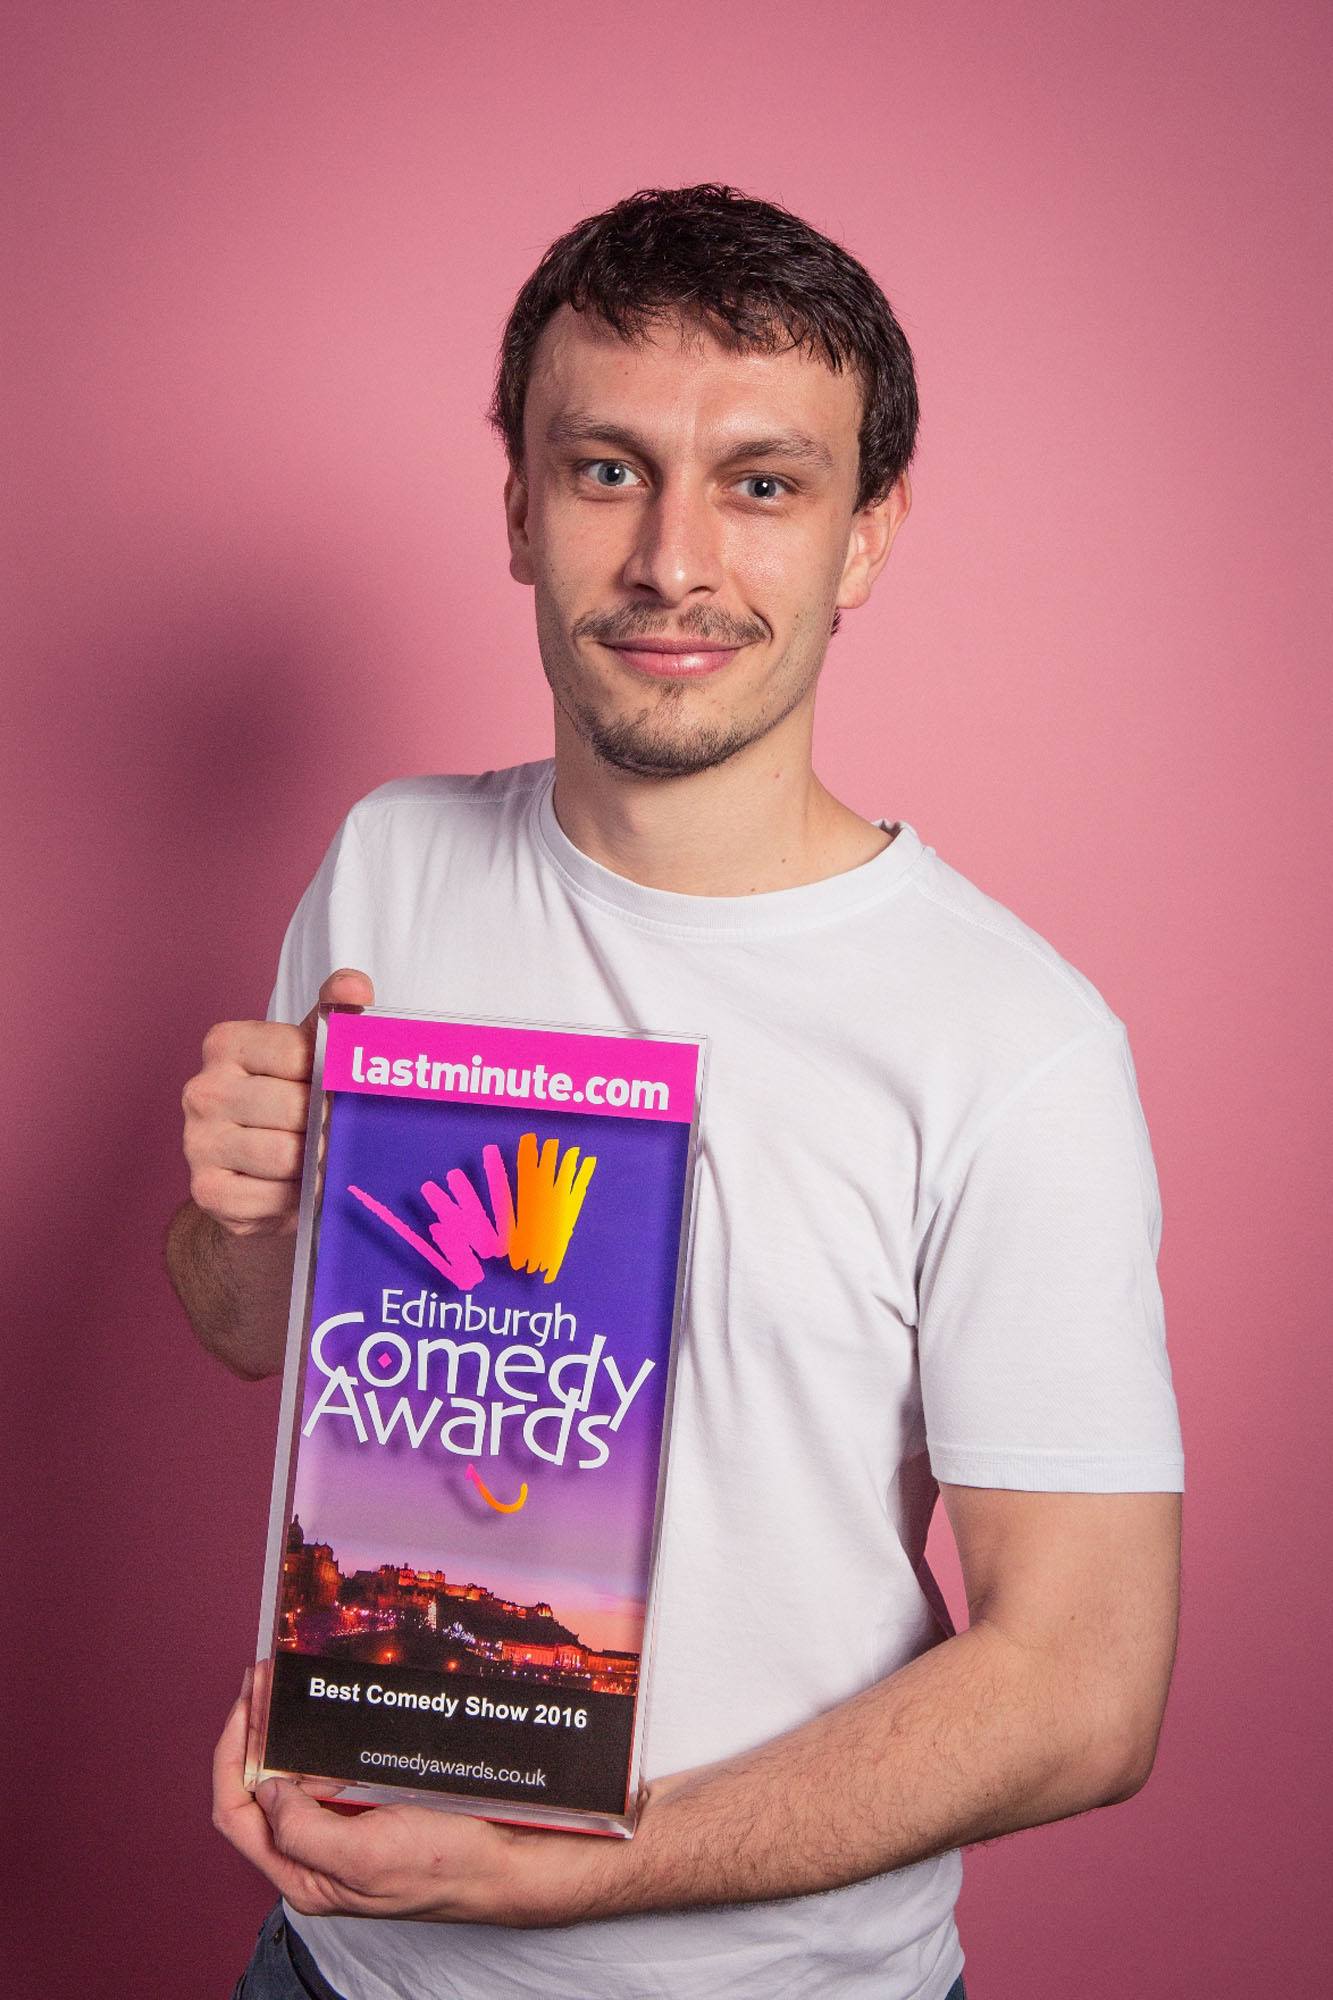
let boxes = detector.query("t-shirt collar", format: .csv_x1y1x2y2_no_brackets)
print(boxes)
531,764,924,940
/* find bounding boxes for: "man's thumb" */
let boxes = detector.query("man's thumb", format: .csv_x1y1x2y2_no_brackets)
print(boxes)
300,967,375,1033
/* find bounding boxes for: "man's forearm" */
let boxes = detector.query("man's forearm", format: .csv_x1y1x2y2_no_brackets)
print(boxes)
165,1198,294,1380
528,1616,1148,1927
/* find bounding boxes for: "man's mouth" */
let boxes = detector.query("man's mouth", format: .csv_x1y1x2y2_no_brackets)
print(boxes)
597,638,744,679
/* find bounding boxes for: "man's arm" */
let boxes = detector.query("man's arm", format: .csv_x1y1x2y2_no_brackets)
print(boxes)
167,967,374,1380
214,1483,1181,1925
165,1198,300,1381
576,1485,1182,1916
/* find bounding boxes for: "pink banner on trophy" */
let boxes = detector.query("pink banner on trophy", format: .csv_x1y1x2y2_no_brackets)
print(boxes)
322,1008,699,1124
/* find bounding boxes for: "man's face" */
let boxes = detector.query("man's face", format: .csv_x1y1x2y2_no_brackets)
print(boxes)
505,306,907,778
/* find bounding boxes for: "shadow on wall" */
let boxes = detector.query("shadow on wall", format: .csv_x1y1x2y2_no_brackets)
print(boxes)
6,584,366,1993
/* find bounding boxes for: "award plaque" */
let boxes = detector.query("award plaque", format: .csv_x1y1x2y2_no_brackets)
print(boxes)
245,1005,705,1837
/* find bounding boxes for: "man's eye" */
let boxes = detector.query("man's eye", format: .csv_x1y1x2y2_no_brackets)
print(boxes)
582,460,642,488
737,475,788,502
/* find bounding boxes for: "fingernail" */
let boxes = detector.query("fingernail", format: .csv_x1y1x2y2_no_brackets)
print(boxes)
241,1664,254,1699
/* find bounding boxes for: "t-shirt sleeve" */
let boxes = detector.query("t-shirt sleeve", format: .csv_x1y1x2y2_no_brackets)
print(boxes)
265,812,371,1026
916,1023,1184,1492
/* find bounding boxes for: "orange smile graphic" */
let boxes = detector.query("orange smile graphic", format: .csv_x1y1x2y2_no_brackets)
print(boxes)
466,1463,529,1513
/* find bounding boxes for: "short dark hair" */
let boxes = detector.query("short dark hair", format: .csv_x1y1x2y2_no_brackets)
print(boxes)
489,184,919,511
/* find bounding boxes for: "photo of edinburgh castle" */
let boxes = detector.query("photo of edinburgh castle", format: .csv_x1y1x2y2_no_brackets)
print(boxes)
278,1516,639,1697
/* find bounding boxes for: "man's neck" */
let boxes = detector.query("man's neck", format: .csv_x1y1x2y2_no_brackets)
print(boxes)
550,716,891,898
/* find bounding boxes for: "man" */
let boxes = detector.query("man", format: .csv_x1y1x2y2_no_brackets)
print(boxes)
169,185,1184,2000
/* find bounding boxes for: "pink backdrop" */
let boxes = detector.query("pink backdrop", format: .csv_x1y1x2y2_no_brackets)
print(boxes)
7,3,1329,1993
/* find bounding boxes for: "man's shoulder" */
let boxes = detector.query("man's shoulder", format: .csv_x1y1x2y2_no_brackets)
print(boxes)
343,759,552,837
902,837,1127,1055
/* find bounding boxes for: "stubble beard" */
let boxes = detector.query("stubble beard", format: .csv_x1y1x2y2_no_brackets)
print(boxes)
555,677,775,778
536,598,824,780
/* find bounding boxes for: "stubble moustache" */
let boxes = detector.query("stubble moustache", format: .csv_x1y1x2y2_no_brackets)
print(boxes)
542,601,811,779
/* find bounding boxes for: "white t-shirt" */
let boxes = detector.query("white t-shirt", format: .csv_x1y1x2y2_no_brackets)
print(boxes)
266,760,1184,2000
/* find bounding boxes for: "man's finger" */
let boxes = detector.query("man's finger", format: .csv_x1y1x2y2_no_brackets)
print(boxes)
229,1073,309,1134
298,967,376,1038
258,1777,378,1886
212,1686,280,1856
220,1124,304,1184
213,1688,336,1909
219,1020,316,1082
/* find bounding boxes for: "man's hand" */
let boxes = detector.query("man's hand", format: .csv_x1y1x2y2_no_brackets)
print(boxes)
181,967,375,1239
213,1674,621,1928
167,967,374,1377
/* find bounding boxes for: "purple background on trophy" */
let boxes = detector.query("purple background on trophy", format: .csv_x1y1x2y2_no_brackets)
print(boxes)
290,1090,692,1651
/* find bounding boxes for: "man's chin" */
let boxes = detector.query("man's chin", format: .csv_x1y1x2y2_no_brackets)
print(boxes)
580,717,758,779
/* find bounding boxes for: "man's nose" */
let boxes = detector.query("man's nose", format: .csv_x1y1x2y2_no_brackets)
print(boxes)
620,482,724,603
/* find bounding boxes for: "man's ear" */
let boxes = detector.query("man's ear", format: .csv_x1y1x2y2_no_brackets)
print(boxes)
835,470,911,614
504,464,535,586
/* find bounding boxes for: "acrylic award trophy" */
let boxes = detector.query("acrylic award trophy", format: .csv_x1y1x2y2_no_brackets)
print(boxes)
245,1005,704,1837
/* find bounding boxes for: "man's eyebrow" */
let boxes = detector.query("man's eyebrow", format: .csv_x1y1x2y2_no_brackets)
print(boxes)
543,413,835,473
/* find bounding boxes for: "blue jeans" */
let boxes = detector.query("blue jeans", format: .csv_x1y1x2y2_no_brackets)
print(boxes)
232,1905,348,1999
234,1902,970,1998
